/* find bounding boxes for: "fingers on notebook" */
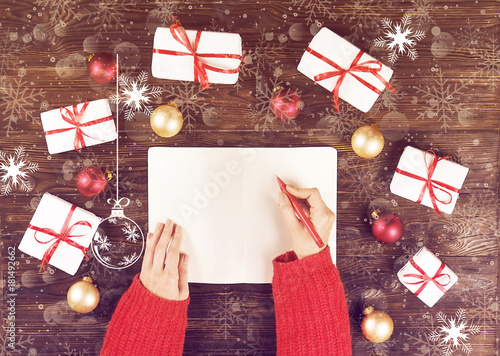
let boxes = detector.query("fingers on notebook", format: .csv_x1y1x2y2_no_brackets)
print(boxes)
165,225,183,273
286,185,326,209
278,192,302,230
178,253,189,296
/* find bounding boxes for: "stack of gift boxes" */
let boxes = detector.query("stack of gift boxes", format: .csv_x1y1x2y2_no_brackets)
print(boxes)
20,22,469,318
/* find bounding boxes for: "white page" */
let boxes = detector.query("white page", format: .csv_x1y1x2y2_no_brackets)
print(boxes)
148,147,337,284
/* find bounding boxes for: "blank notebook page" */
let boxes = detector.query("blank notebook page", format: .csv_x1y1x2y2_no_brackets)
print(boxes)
148,147,337,284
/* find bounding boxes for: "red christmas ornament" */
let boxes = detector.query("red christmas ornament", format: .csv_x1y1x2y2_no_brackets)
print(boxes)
270,86,303,120
76,167,107,198
88,53,116,85
371,212,403,244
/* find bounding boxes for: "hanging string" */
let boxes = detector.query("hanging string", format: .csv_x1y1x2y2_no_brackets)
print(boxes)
115,53,119,203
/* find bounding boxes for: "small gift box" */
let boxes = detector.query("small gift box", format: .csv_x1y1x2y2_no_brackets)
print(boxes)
297,27,395,113
152,24,243,88
41,99,117,154
397,246,458,307
390,146,469,215
18,193,101,275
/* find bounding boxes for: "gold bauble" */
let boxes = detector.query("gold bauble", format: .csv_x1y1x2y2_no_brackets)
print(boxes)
361,306,394,343
351,125,384,159
67,277,99,314
150,103,183,138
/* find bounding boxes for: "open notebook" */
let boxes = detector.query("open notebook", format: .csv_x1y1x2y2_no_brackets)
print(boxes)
148,147,337,283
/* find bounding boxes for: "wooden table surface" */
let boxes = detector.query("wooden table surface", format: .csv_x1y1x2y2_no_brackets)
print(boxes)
1,0,499,355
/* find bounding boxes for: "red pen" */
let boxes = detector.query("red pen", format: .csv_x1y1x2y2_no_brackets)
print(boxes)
276,176,325,249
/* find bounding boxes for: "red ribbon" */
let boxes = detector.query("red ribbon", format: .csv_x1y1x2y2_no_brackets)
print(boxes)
307,47,396,112
403,258,451,296
28,205,91,271
153,23,244,89
44,101,113,151
395,150,460,215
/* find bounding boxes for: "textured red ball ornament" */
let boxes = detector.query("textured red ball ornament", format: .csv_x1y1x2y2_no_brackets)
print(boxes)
88,53,116,85
270,86,303,120
76,167,107,198
371,212,403,244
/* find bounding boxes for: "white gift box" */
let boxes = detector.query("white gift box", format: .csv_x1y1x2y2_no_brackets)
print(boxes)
152,25,243,86
397,246,458,307
297,27,394,113
390,146,469,215
41,99,117,154
18,193,101,275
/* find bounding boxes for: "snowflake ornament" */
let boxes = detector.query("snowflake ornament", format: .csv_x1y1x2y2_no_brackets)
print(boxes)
429,309,480,356
0,146,39,196
122,221,140,243
110,71,163,120
374,14,426,64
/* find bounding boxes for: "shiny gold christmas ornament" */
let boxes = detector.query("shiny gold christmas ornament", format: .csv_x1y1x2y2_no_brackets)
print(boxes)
361,306,394,343
67,276,100,313
150,103,183,138
351,125,384,159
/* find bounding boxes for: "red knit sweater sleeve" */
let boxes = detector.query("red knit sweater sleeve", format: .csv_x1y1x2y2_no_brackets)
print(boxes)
100,274,189,356
272,246,352,356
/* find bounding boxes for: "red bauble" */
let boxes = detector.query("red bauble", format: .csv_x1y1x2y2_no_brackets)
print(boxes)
76,167,107,198
371,212,403,244
88,53,116,85
270,87,303,120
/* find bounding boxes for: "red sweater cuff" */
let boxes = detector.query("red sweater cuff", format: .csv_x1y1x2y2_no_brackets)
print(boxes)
101,274,189,356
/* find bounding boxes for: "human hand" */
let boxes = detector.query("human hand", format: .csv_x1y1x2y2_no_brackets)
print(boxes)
139,219,189,301
278,185,335,259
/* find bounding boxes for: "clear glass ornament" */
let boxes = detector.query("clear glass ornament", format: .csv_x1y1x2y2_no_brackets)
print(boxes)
91,198,144,269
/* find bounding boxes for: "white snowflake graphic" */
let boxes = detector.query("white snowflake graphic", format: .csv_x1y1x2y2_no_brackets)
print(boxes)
35,0,83,27
461,284,499,334
110,71,162,120
239,30,286,90
0,29,27,76
473,40,500,91
453,18,486,55
0,332,35,356
343,0,386,40
413,67,469,132
118,252,138,266
291,0,338,25
210,287,247,339
162,81,216,132
121,221,140,243
429,309,480,356
63,342,89,356
314,105,367,140
94,231,112,251
338,155,389,203
85,0,134,39
1,77,46,136
0,146,39,196
148,0,183,28
247,77,301,135
370,77,405,113
374,14,426,64
404,313,443,356
410,0,437,27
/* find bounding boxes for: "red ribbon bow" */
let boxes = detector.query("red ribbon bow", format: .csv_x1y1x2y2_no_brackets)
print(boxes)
153,23,244,89
403,258,451,296
307,47,396,112
395,150,460,215
28,205,91,271
44,101,114,151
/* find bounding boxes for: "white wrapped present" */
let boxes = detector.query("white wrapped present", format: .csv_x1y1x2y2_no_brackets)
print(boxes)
297,27,395,112
18,193,101,275
390,146,469,215
41,99,117,154
397,246,458,307
152,24,243,88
